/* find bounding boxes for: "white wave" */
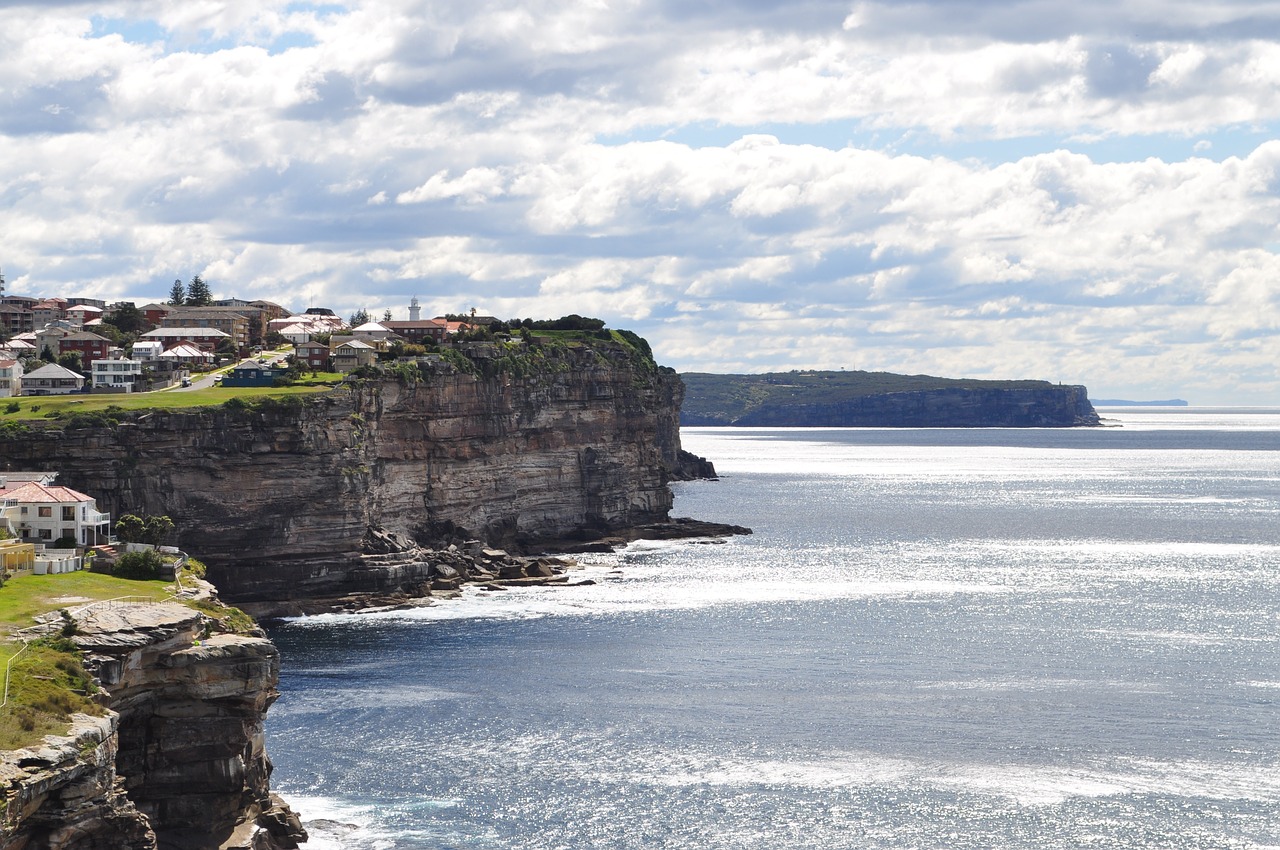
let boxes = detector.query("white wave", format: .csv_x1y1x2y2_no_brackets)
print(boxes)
275,795,396,850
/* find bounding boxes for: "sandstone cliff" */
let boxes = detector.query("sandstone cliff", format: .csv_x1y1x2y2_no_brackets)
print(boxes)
1,602,304,850
0,340,708,612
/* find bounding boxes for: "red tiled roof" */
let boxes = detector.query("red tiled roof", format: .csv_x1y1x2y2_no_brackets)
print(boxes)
0,481,94,504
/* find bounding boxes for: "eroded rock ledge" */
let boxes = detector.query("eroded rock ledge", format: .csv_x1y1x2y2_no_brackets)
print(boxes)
2,601,305,850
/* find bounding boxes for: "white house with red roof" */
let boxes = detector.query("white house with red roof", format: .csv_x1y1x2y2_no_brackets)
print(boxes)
0,479,112,547
0,358,21,397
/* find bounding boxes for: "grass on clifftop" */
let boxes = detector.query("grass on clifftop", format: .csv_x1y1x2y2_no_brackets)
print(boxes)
0,381,343,422
0,568,249,751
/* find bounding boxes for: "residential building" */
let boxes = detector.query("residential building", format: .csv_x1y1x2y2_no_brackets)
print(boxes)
0,303,34,334
293,340,331,370
221,359,286,387
0,480,112,547
58,330,112,365
30,298,67,327
91,358,143,392
157,343,214,367
34,326,71,358
21,363,85,395
331,339,378,372
161,308,250,351
0,358,22,397
140,326,231,352
130,340,164,361
382,319,448,344
350,321,392,340
64,304,103,327
140,303,175,325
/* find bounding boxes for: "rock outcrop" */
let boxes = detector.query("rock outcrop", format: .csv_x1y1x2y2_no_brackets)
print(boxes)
1,601,305,850
0,341,720,613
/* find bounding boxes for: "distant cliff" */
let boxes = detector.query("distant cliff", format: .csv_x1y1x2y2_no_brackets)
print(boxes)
0,338,716,613
681,371,1101,427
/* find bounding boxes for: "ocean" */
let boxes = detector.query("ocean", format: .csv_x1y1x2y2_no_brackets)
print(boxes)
264,409,1280,849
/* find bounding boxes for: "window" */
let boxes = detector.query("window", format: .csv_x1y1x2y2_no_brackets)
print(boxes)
38,529,52,540
62,506,75,521
38,506,52,517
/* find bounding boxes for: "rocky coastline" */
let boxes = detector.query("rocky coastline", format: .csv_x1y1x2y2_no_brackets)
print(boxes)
1,587,306,850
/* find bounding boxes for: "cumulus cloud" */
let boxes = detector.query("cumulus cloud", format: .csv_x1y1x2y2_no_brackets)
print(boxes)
1,0,1279,402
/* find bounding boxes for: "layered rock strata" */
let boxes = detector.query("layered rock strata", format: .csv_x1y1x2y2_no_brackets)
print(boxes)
0,343,720,613
1,602,304,850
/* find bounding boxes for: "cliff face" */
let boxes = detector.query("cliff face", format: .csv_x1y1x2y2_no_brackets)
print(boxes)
1,603,304,850
0,343,690,608
691,385,1100,427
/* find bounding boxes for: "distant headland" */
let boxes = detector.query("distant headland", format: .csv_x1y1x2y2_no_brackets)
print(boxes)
680,370,1101,427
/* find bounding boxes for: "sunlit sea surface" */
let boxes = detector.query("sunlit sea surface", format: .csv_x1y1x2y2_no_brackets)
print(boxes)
266,409,1280,849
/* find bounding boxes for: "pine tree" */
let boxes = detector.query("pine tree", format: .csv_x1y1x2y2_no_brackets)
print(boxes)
186,275,213,306
349,309,370,326
167,279,186,306
382,309,393,322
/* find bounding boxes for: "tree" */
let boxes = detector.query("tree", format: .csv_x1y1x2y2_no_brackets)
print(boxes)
56,351,83,374
349,309,370,326
39,345,56,363
186,275,213,306
142,515,174,546
382,309,393,322
167,279,186,306
115,514,146,543
105,302,150,335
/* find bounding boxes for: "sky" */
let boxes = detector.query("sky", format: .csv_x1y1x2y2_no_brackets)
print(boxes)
2,1,1280,404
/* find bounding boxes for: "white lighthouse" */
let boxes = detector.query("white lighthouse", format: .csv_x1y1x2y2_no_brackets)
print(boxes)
408,296,421,322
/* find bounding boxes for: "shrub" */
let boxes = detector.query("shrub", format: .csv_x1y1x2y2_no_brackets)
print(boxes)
113,549,163,580
51,536,78,550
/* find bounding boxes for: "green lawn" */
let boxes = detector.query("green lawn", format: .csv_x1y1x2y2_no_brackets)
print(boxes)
1,381,346,421
0,571,173,640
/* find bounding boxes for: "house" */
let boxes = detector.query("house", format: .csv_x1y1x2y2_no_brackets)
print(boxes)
0,302,34,334
64,304,103,327
58,330,111,365
0,338,36,358
30,298,67,327
350,321,392,340
162,307,251,351
382,319,448,344
331,339,378,372
0,358,22,398
278,322,316,345
293,340,331,370
0,480,112,547
91,357,143,392
140,303,175,325
21,362,85,395
130,340,164,361
158,343,214,367
34,325,70,358
221,359,285,387
141,327,231,352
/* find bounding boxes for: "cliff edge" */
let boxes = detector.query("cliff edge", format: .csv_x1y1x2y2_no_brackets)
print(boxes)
1,600,305,850
0,338,723,615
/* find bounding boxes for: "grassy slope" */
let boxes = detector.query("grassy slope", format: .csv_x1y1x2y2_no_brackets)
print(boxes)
0,376,345,422
680,370,1055,422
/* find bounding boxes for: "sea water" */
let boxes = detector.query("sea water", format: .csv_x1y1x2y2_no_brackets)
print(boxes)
265,409,1280,849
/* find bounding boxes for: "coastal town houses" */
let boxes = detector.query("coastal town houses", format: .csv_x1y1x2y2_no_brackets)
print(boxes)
21,362,85,395
0,478,112,547
332,338,377,372
222,359,286,387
